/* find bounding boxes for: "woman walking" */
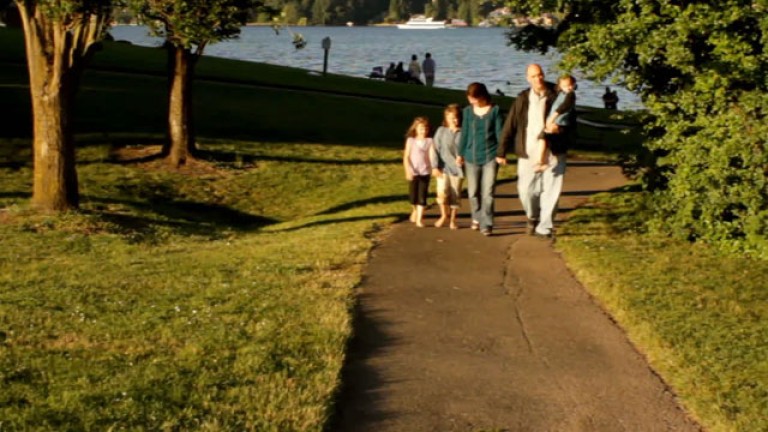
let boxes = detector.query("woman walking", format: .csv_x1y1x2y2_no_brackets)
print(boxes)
456,82,505,236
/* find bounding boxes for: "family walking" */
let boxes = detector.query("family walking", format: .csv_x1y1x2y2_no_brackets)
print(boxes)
403,63,576,238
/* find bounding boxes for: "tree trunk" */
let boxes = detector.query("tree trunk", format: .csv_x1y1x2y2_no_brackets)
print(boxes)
30,72,79,211
17,4,80,211
166,45,197,168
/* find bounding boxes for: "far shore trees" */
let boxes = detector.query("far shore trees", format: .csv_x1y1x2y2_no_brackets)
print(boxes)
505,0,768,256
14,0,114,211
128,0,261,168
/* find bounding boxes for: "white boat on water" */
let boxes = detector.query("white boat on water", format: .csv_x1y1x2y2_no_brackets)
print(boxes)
396,16,447,29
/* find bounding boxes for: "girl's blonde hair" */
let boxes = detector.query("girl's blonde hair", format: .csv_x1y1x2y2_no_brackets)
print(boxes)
405,116,431,138
443,103,462,127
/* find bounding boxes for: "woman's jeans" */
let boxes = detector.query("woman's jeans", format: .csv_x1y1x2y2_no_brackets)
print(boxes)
465,159,498,229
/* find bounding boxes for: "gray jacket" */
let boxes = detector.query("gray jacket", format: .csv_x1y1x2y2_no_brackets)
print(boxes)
432,126,463,178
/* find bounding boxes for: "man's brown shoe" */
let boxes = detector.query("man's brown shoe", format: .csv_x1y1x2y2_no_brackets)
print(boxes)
526,219,537,236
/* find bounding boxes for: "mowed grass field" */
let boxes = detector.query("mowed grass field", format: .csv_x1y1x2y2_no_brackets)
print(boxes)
0,27,507,430
0,139,406,430
2,26,764,432
557,192,768,432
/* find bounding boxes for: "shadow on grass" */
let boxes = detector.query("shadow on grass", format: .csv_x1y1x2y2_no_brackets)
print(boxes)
555,186,646,236
0,160,29,170
567,160,618,167
0,192,30,200
195,149,400,166
87,196,277,236
107,151,166,165
164,200,276,228
317,195,405,216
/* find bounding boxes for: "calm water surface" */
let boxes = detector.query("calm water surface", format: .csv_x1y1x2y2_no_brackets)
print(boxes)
110,25,641,110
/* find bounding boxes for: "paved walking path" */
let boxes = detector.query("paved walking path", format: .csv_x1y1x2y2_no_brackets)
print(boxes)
334,161,702,432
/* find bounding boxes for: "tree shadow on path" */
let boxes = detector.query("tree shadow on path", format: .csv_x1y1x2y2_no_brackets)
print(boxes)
328,294,402,431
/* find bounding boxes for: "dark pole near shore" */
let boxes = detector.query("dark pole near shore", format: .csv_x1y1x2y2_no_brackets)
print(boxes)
322,37,331,76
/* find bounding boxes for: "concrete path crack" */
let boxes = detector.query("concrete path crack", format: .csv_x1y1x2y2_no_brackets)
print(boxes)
333,162,702,432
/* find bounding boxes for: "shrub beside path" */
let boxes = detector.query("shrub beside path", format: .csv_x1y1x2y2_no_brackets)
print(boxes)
334,161,702,431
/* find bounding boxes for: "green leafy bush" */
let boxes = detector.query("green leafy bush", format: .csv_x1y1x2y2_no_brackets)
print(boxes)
506,0,768,258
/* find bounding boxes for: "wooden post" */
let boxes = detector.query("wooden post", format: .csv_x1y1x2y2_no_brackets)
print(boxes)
321,37,331,76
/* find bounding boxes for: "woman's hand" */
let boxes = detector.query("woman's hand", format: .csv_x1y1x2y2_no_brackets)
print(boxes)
495,157,507,166
456,156,464,167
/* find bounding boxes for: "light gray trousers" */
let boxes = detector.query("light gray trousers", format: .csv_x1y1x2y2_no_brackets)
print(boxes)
517,154,566,235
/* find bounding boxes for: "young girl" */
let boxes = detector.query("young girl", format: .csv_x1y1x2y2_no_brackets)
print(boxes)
431,104,463,229
403,116,433,227
535,74,576,172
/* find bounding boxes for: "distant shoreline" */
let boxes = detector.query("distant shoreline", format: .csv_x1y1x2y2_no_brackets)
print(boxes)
243,22,399,28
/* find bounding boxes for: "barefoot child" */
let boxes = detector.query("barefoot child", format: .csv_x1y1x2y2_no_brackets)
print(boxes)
403,117,434,227
535,75,576,172
431,104,463,229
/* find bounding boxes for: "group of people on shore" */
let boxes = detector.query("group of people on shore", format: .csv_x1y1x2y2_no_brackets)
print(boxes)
403,63,576,237
383,53,436,86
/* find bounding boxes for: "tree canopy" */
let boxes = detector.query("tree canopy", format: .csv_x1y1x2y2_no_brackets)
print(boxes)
130,0,254,51
506,0,768,257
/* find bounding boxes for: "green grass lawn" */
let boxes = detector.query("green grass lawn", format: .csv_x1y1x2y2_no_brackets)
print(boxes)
0,139,406,430
3,25,763,432
557,191,768,432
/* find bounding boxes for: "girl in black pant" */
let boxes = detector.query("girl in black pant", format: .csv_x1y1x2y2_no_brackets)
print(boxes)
403,117,434,227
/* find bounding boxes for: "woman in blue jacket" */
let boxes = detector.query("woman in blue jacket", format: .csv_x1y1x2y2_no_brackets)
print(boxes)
456,82,505,236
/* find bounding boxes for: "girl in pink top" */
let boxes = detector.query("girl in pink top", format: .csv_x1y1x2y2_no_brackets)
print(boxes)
403,116,434,227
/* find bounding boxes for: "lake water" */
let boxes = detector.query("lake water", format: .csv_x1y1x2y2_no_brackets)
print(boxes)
110,25,642,110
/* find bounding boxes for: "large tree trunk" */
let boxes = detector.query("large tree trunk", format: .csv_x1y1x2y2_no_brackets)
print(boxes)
165,46,197,168
15,1,109,212
29,68,79,211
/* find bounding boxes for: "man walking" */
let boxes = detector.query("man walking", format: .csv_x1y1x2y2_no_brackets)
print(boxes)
499,64,567,238
422,53,436,87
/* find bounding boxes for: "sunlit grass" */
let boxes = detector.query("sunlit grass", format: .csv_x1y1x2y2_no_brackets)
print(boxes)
557,190,768,432
0,139,404,430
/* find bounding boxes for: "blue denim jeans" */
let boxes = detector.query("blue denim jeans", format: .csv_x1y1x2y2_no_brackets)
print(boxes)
465,159,498,230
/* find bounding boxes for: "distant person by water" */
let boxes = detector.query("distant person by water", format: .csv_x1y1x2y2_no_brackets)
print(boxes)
422,53,436,87
394,62,407,82
385,62,397,81
602,86,619,109
408,54,423,85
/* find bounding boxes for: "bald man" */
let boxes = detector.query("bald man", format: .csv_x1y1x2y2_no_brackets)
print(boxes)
499,64,568,238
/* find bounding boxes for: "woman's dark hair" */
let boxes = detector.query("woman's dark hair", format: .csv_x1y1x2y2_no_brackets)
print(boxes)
466,82,491,104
